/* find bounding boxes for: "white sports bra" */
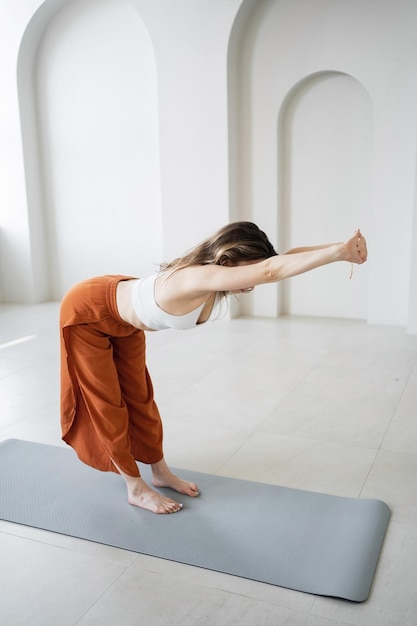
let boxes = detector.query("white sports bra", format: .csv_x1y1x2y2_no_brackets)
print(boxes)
131,273,220,331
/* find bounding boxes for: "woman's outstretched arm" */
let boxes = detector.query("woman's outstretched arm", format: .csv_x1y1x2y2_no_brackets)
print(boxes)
263,229,367,283
167,229,367,295
283,242,340,254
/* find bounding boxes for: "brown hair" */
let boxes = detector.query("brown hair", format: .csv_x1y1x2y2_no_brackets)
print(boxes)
160,222,278,273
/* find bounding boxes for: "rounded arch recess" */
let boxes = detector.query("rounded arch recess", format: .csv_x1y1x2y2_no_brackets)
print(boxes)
17,0,163,300
277,70,373,320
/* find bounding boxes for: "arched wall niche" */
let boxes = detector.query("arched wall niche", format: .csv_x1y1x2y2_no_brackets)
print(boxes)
17,0,82,302
17,0,163,300
277,70,373,319
227,62,373,319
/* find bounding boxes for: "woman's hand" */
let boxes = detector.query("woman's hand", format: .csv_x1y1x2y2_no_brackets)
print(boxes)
343,229,368,264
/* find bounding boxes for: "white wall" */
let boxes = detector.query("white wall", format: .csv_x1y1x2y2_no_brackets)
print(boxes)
1,0,417,331
228,0,417,327
130,0,242,261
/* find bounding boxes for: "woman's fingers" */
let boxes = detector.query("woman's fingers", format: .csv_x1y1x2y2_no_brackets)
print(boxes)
345,229,367,264
355,230,367,263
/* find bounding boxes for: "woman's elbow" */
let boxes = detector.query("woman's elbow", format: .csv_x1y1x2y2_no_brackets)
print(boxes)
263,259,281,283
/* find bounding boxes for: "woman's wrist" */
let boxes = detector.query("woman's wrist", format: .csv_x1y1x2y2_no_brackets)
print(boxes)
332,242,346,262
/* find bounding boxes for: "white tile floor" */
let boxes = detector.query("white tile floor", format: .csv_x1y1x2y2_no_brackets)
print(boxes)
0,302,416,625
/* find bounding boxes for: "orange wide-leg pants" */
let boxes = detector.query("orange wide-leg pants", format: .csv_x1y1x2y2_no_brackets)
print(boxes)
60,275,163,477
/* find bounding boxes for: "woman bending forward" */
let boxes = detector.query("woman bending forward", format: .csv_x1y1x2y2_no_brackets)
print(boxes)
60,222,367,514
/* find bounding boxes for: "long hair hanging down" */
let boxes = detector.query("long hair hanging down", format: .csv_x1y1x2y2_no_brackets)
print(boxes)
160,222,278,273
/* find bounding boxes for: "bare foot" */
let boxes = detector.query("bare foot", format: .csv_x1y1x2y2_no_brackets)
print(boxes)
111,458,183,514
128,477,183,514
151,458,200,497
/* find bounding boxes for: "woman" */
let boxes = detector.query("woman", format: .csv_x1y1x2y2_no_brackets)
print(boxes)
60,222,367,514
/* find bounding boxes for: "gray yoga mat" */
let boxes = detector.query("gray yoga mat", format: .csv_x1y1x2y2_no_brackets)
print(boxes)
0,439,390,602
